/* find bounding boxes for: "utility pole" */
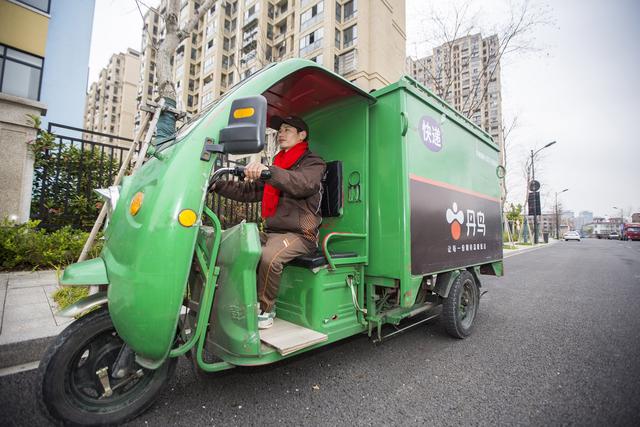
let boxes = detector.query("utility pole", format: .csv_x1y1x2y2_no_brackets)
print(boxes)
529,141,556,244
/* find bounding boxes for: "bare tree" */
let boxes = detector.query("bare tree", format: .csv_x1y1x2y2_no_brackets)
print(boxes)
157,0,216,103
415,0,551,118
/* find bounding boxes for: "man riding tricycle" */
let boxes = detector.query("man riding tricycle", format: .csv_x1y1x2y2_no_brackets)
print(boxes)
37,59,503,425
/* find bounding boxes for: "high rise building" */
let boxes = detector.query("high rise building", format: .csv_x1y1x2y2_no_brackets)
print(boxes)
83,49,141,145
135,0,406,129
405,34,503,149
0,0,94,222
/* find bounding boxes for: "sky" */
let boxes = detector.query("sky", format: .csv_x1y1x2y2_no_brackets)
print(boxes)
87,0,640,219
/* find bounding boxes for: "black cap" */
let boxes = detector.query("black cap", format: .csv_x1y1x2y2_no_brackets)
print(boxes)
270,115,309,137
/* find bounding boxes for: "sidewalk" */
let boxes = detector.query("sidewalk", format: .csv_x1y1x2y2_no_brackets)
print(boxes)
0,270,71,369
503,239,558,257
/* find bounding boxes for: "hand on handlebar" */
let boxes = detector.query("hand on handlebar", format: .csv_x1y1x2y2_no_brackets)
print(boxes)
243,161,269,181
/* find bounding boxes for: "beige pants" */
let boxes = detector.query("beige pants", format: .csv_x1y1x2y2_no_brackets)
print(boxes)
258,232,316,312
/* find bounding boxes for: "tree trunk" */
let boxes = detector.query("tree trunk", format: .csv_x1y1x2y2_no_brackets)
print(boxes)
154,0,216,140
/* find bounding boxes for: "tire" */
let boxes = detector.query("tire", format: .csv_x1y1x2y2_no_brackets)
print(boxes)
36,308,177,426
442,271,480,339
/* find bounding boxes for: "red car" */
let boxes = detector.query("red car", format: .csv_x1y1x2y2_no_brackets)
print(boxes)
622,223,640,241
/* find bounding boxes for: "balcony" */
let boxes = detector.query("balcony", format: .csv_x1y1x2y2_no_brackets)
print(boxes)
299,38,322,57
337,49,358,75
243,14,258,30
300,12,323,32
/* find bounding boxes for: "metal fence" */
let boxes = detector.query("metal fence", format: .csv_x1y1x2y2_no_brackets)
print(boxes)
31,123,137,230
207,155,262,228
31,122,260,230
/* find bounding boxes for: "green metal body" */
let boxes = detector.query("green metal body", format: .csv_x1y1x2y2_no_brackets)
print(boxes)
60,59,503,370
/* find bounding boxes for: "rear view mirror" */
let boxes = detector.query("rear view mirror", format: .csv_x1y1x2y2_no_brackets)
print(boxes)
219,95,267,154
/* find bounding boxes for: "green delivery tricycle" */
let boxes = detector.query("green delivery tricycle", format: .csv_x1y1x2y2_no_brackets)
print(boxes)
37,59,504,425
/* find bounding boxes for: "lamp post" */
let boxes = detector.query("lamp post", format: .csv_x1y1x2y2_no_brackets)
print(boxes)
555,188,568,238
612,206,623,222
613,206,624,239
530,141,557,243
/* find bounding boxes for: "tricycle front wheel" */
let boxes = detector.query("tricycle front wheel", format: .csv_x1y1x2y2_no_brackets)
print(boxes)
442,271,479,339
36,308,177,426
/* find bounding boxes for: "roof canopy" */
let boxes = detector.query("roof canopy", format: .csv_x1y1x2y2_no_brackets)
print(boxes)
262,67,374,124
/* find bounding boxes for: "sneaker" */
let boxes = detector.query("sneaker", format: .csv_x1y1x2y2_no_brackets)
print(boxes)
258,309,276,329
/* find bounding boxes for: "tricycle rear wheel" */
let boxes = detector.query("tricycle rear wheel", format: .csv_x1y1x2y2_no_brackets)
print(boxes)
36,308,177,426
442,271,479,338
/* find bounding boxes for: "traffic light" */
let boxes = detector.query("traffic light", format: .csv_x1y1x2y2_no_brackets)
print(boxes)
528,191,541,216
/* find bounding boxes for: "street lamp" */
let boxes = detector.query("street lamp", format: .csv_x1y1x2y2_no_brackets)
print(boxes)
555,188,568,238
612,206,623,222
530,141,557,243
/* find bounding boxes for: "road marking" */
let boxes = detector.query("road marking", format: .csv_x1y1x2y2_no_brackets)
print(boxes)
0,360,40,377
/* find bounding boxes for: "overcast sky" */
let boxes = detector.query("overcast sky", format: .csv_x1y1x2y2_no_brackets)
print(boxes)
88,0,640,219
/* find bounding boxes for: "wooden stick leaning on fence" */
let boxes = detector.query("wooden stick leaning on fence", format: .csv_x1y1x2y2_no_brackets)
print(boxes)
77,100,167,267
76,110,150,266
132,98,166,174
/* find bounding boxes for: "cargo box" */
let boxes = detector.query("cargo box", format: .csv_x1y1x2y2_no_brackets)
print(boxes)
366,77,503,306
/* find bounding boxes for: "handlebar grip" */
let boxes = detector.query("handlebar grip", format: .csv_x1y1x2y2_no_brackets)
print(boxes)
232,166,271,180
232,166,245,178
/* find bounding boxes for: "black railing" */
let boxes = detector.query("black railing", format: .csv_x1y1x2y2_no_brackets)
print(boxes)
207,155,262,229
30,122,260,231
31,123,137,230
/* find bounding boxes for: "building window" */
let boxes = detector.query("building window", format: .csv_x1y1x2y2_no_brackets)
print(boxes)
335,0,341,22
14,0,50,13
299,28,323,56
310,54,323,66
343,25,357,48
343,0,357,21
0,45,44,101
300,1,324,31
335,28,341,49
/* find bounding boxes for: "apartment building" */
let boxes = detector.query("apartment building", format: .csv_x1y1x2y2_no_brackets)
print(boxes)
83,49,141,145
0,0,94,222
406,34,503,149
135,0,406,128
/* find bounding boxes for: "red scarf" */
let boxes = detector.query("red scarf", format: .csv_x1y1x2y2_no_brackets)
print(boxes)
262,141,308,218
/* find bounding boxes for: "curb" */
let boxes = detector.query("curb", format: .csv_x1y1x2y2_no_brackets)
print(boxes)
0,335,55,370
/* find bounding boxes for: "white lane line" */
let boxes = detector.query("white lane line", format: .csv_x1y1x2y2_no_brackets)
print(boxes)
0,360,40,377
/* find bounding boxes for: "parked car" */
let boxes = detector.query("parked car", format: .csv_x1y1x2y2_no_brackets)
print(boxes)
608,232,620,240
564,231,581,241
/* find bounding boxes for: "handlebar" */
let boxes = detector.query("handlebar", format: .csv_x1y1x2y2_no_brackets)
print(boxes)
208,166,271,193
232,166,272,180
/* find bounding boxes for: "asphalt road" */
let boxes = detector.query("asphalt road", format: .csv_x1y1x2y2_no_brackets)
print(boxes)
2,239,640,426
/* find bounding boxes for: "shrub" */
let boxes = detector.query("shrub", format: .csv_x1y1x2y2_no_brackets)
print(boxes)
27,115,121,230
0,219,102,271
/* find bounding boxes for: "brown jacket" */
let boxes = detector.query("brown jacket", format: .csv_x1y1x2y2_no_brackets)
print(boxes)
214,150,326,242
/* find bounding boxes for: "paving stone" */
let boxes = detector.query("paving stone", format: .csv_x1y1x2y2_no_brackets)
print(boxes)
3,302,54,323
1,316,59,337
7,276,58,290
0,323,67,346
5,287,48,306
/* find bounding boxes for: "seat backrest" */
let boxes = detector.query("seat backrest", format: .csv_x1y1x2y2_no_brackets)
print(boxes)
321,160,342,217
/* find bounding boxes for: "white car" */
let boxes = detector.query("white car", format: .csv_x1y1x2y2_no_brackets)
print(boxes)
563,231,581,241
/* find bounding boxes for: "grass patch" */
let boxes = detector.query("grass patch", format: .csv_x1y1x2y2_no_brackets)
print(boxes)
53,286,89,311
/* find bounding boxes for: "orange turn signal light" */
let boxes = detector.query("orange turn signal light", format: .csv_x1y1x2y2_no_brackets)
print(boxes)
178,209,197,227
129,192,144,216
233,107,255,119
